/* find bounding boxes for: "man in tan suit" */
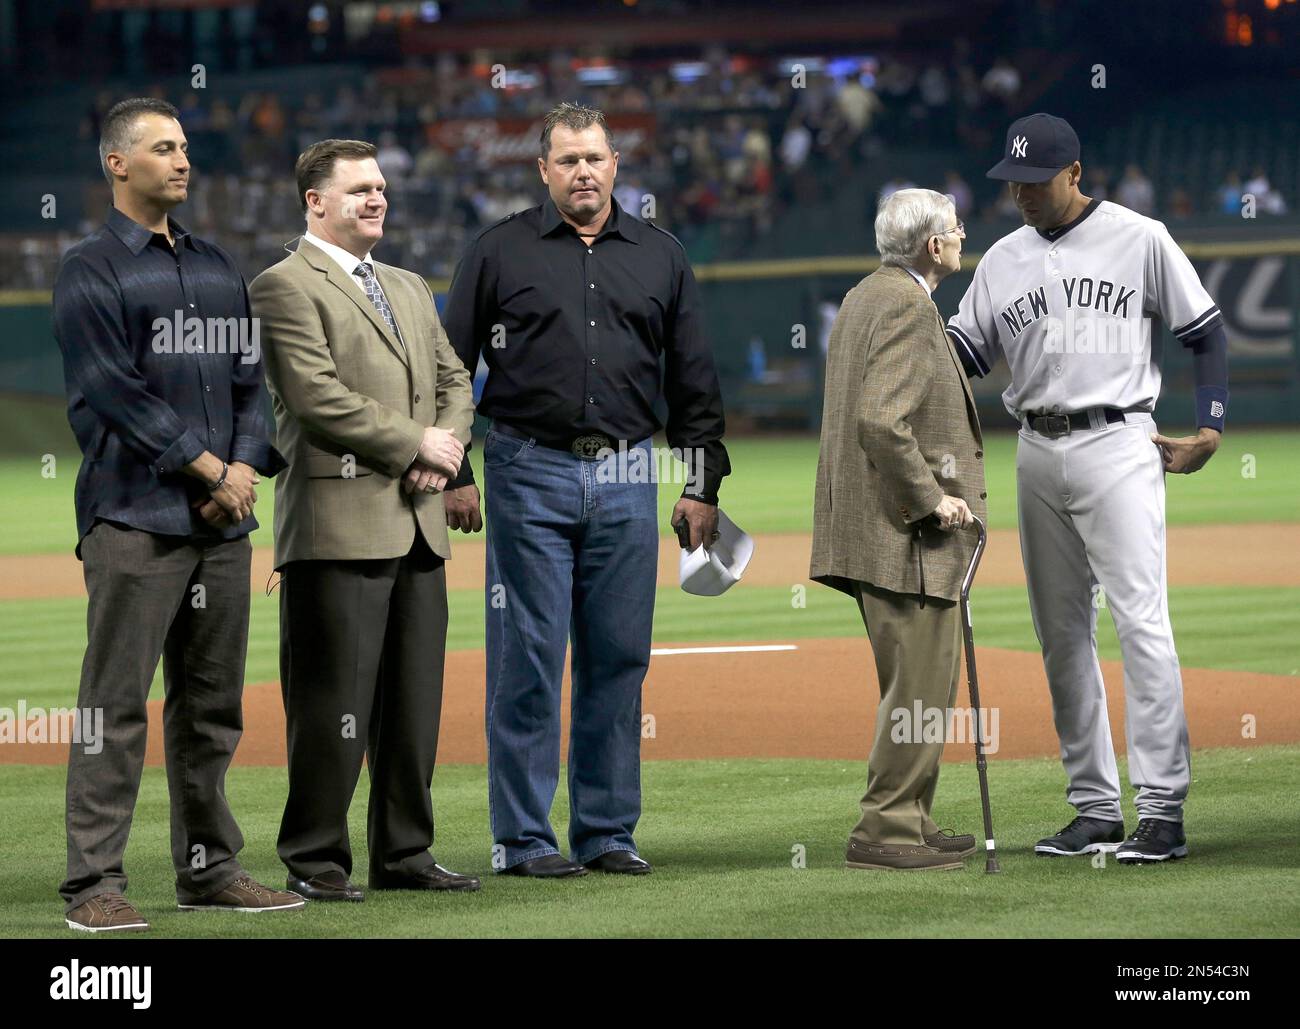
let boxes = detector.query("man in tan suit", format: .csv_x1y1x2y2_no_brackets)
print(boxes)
250,139,478,901
811,188,987,871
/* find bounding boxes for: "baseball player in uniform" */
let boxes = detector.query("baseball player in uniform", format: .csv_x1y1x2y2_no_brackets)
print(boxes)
946,114,1229,863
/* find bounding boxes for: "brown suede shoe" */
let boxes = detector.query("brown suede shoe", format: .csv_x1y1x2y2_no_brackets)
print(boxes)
924,829,978,858
66,893,149,933
845,839,965,871
178,875,306,912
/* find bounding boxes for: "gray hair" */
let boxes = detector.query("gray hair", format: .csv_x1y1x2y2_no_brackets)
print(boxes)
874,188,955,268
99,98,181,184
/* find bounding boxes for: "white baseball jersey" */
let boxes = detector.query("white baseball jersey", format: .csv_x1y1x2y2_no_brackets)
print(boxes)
946,199,1222,419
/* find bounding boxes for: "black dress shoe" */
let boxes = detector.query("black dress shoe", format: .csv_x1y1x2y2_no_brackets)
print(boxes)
500,854,588,878
370,863,482,892
287,871,365,902
584,851,653,875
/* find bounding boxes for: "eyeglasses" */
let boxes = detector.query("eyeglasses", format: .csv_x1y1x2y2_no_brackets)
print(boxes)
934,221,965,238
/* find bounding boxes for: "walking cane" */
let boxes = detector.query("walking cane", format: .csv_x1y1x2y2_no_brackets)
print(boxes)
960,515,1000,873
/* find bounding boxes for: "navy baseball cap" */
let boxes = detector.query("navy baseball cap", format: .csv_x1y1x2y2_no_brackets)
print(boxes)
986,113,1080,183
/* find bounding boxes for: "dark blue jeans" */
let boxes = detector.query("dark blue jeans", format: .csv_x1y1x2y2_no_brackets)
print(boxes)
483,428,659,868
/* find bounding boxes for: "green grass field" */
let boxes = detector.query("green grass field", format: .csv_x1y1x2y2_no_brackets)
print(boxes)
3,749,1298,938
1,395,1297,937
3,584,1298,711
1,391,1297,553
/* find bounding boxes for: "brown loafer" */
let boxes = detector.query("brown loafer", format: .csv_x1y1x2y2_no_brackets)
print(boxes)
924,829,978,858
287,870,365,902
370,863,481,892
65,893,149,933
845,839,965,871
179,875,306,912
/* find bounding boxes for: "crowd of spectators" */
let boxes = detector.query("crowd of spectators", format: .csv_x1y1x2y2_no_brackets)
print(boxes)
10,44,1027,287
2,45,1292,291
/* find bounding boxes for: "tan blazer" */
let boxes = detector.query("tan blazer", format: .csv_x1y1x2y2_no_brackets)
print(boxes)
810,265,986,602
249,238,475,569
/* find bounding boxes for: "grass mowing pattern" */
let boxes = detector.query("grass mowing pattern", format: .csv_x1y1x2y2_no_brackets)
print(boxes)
2,585,1296,709
2,428,1296,554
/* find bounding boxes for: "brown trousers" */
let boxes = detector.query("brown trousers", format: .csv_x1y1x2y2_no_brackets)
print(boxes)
850,581,963,846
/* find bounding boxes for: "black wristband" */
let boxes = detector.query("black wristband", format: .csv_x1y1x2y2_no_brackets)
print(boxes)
1195,386,1227,433
1190,325,1228,432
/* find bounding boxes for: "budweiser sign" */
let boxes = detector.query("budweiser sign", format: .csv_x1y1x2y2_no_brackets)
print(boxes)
428,114,655,164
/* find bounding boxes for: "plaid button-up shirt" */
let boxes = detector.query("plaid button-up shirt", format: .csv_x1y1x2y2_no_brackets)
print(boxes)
53,206,284,555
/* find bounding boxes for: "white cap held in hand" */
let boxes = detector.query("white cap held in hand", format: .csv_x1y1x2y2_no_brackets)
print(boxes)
678,509,754,596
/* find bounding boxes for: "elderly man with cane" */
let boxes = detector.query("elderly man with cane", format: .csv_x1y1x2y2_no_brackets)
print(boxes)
811,187,988,871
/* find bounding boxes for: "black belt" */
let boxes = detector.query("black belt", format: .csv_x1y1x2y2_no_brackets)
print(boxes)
491,420,623,459
1025,407,1127,439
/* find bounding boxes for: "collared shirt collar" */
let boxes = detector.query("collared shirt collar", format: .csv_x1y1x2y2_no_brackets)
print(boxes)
538,195,641,244
106,205,192,256
903,265,933,296
302,229,374,278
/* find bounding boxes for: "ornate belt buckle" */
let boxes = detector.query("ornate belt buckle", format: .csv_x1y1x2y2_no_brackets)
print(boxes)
571,433,613,459
1038,414,1070,438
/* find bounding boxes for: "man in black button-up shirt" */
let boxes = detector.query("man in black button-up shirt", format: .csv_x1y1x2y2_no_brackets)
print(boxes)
441,179,730,508
441,103,730,878
51,99,298,932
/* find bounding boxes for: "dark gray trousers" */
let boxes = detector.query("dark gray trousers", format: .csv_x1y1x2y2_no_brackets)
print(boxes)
276,530,448,882
61,521,252,910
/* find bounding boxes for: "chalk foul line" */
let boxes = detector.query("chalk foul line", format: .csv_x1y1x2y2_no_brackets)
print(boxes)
650,644,798,657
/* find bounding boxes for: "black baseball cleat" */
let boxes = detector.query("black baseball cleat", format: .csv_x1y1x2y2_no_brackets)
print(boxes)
1035,815,1125,856
1116,818,1188,863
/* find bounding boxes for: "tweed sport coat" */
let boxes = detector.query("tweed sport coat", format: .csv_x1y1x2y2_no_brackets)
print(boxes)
810,264,986,602
249,238,475,569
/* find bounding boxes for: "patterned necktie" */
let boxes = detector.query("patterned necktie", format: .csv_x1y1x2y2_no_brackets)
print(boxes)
354,262,399,339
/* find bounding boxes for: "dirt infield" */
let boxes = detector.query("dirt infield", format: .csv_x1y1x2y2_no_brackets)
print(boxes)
3,523,1299,600
4,639,1295,768
6,524,1294,770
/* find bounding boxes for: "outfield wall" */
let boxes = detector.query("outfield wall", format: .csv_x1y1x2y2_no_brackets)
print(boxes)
4,241,1297,431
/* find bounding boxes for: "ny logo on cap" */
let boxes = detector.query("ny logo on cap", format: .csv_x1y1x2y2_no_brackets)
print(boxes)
1011,135,1028,158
